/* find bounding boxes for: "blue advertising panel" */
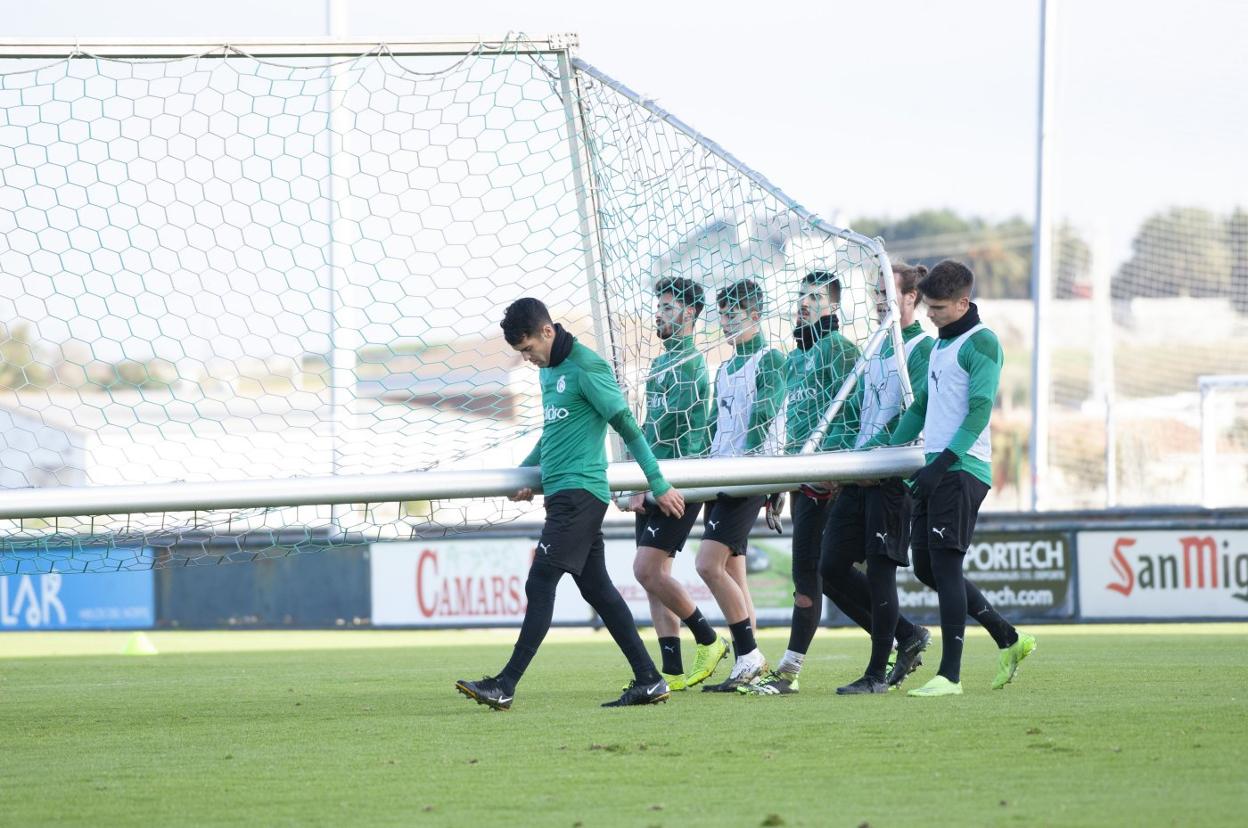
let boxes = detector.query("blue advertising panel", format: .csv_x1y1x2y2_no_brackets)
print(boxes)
0,549,154,630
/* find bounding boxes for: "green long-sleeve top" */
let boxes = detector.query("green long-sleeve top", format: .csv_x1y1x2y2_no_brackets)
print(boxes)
708,333,787,454
520,341,670,502
783,326,860,453
641,335,711,460
887,326,1002,486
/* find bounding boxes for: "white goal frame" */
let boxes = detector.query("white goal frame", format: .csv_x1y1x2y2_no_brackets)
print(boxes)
0,37,920,523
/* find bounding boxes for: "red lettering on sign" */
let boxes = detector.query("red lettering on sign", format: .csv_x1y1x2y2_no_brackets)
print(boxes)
1180,536,1218,589
1107,538,1135,596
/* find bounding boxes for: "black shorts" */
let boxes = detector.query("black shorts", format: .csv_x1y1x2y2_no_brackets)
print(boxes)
909,470,989,556
702,494,766,556
634,502,703,556
536,489,609,576
790,489,834,568
822,479,913,567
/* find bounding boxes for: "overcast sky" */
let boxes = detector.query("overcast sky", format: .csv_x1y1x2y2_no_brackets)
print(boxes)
6,0,1247,265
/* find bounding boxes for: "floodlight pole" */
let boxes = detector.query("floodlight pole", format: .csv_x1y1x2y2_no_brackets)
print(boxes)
1029,0,1056,512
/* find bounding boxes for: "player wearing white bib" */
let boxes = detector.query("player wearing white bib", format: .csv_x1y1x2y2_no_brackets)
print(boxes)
882,261,1037,697
821,263,933,695
696,279,786,692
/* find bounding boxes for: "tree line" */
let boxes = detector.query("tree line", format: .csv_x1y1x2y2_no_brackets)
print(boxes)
853,206,1247,307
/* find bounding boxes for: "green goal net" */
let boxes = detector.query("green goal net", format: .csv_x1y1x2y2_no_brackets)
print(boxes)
0,37,912,573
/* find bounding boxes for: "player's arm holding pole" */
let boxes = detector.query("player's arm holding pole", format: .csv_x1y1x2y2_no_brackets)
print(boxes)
580,359,685,518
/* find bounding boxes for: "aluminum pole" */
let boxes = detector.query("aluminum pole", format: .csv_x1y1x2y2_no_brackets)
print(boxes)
0,449,924,520
1029,0,1056,511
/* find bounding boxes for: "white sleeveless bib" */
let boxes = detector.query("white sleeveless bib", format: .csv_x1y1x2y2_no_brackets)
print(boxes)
710,349,784,457
924,324,991,463
856,332,933,449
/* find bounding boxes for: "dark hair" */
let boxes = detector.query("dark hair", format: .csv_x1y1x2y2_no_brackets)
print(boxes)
891,262,929,298
717,279,765,314
917,260,974,301
655,276,705,318
500,297,553,345
801,270,841,302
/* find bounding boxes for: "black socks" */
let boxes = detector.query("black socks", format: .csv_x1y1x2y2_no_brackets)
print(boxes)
658,636,683,675
682,608,718,646
728,618,757,657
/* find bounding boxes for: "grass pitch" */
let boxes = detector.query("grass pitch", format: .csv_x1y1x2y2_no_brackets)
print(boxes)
3,625,1246,827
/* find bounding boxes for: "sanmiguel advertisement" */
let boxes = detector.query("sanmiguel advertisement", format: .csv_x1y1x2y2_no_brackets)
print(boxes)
1078,530,1248,619
895,530,1075,622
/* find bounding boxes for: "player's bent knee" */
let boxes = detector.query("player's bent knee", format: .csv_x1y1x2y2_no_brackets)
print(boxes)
633,560,663,591
819,556,850,586
911,556,936,589
794,592,814,609
525,560,563,599
695,557,723,583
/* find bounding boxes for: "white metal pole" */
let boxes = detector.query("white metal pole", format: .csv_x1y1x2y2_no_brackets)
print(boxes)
0,37,566,57
0,448,926,520
874,246,914,408
1200,382,1214,508
1091,237,1116,507
326,0,351,536
557,45,622,461
1029,0,1056,511
1196,375,1248,508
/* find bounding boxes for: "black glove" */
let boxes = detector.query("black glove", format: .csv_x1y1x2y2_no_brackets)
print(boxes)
908,449,957,501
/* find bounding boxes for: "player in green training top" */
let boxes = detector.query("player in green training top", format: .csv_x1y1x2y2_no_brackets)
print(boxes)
622,277,730,691
882,261,1037,697
696,279,786,692
822,262,934,695
455,298,686,711
742,270,859,696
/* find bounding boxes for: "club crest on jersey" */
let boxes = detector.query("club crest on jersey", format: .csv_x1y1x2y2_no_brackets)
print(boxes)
556,375,566,393
791,386,819,403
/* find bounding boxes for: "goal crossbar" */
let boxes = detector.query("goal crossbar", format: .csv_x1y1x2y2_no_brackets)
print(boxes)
0,35,575,59
0,449,924,520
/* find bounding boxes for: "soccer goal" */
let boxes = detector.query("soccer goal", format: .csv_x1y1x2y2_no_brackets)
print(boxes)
0,36,919,573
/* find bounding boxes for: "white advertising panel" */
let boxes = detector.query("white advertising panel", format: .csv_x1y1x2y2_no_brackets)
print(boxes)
370,539,592,627
604,537,796,625
1078,530,1248,619
372,533,799,628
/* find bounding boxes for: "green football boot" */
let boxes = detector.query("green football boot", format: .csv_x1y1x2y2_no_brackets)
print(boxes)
683,636,729,689
992,632,1037,690
907,675,963,697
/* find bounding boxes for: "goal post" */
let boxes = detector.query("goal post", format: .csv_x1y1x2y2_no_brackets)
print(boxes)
0,36,919,569
1199,374,1248,509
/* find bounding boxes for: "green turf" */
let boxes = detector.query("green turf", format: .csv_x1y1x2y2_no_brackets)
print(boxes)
3,625,1246,827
